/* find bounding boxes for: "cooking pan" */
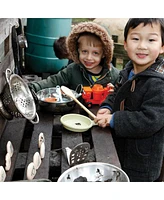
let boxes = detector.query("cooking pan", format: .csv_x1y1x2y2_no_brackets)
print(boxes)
37,86,81,113
60,114,97,132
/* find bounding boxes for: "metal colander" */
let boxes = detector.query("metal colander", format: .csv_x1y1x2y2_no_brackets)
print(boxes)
1,68,39,124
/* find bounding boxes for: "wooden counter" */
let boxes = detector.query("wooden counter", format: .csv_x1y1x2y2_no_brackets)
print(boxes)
0,105,120,181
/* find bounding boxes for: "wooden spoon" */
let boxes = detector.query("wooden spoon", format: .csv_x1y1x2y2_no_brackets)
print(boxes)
61,86,96,119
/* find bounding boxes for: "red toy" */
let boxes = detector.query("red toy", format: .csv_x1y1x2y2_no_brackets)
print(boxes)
82,84,111,107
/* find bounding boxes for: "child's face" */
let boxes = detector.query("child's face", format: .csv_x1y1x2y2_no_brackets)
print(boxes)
124,22,164,72
78,36,104,73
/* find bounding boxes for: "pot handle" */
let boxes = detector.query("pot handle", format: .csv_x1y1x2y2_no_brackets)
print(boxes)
75,84,83,94
5,68,12,84
29,113,39,124
91,120,98,126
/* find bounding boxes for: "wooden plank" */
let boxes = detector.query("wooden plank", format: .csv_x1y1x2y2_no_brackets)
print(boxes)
113,43,128,58
0,49,14,137
0,117,7,139
89,106,121,167
0,49,14,93
15,152,27,168
61,129,83,173
59,106,84,173
0,41,4,61
0,19,18,136
23,111,54,180
113,42,129,68
91,126,121,168
0,117,27,181
0,18,18,45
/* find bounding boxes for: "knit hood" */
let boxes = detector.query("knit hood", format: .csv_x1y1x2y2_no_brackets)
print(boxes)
66,22,114,68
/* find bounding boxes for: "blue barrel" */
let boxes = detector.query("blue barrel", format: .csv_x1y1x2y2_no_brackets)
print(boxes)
25,18,72,73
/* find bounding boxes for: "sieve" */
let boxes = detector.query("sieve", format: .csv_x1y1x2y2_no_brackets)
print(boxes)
0,68,39,124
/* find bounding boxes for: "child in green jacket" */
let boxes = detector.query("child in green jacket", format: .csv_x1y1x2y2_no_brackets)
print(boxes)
28,22,119,93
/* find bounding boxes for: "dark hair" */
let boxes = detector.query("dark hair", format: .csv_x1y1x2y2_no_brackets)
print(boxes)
53,36,69,59
124,18,164,45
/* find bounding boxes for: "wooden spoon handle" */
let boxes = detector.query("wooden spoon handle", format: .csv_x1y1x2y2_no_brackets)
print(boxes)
61,86,96,119
73,98,96,119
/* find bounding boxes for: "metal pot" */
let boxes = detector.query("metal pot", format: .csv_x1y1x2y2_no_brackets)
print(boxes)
0,68,39,124
37,86,81,113
57,162,130,182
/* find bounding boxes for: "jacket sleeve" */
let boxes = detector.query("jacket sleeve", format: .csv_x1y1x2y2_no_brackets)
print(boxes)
110,64,120,85
100,74,122,112
28,66,72,92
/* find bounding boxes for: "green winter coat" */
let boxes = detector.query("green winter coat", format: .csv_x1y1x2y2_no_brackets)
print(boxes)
29,62,120,92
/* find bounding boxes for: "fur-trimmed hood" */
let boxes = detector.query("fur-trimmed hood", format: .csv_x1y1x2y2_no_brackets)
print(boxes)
66,22,114,68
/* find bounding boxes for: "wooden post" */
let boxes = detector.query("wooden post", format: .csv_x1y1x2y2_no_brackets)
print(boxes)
112,35,129,69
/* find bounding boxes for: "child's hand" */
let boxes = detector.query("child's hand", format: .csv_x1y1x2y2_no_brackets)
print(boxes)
94,108,112,128
107,83,114,92
96,108,111,116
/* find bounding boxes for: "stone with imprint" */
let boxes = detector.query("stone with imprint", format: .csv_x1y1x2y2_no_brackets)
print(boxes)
0,166,6,182
27,162,36,180
38,132,45,148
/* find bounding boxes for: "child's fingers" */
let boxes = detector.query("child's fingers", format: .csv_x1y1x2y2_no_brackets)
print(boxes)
97,108,110,115
107,83,114,88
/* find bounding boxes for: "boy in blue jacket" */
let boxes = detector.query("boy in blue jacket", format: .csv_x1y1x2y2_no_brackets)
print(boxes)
95,18,164,182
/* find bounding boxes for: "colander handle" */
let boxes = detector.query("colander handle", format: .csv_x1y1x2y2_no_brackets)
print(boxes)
29,113,39,124
5,68,12,84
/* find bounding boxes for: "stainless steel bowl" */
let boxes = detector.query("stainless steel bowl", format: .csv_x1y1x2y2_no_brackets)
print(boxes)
37,87,81,113
57,162,130,182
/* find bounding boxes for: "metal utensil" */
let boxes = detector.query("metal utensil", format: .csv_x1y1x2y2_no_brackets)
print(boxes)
56,85,62,102
69,142,90,167
54,142,90,166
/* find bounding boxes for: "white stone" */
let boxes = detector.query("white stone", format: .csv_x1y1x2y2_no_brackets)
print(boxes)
0,166,6,182
40,142,45,159
38,132,45,148
33,152,41,170
6,141,14,157
27,162,36,180
5,152,11,171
